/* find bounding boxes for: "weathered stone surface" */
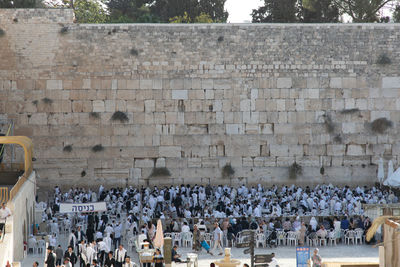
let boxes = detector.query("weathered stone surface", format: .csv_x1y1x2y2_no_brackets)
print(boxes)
1,9,399,187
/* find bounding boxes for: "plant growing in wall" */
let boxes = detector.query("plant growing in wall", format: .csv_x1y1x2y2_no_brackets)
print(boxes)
149,167,171,177
32,100,38,105
323,113,335,134
42,97,53,104
63,145,73,152
89,112,100,119
92,144,104,152
289,162,302,179
376,53,391,65
130,48,139,56
222,164,235,178
81,170,86,177
340,108,359,114
0,28,5,37
60,26,69,35
111,111,129,123
217,36,224,42
370,118,393,134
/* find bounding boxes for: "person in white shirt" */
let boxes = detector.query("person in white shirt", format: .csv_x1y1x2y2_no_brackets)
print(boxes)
269,253,279,267
114,244,127,267
0,203,11,233
212,222,223,256
85,244,97,266
103,234,112,253
122,256,135,267
114,222,123,249
97,239,109,265
68,230,77,249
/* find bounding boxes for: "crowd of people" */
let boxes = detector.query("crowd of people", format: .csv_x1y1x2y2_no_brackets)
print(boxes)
29,183,394,267
47,183,397,221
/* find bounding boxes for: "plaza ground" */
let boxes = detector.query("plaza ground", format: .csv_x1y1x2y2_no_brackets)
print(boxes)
22,232,379,267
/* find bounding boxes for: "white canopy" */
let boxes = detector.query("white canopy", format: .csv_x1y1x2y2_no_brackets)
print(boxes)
383,166,400,187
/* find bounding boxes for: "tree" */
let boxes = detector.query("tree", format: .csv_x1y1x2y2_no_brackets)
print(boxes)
107,0,160,23
393,4,400,21
169,11,214,23
251,0,300,23
74,0,108,23
302,0,340,22
0,0,37,7
151,0,228,23
332,0,395,22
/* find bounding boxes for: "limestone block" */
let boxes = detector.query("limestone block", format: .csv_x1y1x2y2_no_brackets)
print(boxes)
288,145,303,156
277,78,292,88
259,124,273,134
327,145,345,156
240,99,251,111
155,157,166,167
170,79,184,89
251,89,258,99
93,100,105,112
307,78,319,88
205,90,214,99
29,113,47,125
126,79,139,89
202,158,219,168
276,99,285,111
243,157,253,167
306,89,319,99
172,90,188,100
216,112,224,124
276,156,295,166
144,100,155,112
134,159,154,168
342,78,357,88
330,77,342,88
140,79,153,89
46,80,62,90
245,124,259,134
270,144,289,157
188,158,201,168
274,124,293,134
159,146,181,157
105,100,116,112
202,79,213,89
253,157,264,167
382,77,400,88
226,124,244,135
347,144,364,156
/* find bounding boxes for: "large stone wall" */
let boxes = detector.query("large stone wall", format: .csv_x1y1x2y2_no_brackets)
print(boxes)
0,9,400,188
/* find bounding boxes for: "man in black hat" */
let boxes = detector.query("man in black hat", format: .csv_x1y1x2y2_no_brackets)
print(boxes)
45,246,56,267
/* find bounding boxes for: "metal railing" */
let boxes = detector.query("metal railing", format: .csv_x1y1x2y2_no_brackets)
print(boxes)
0,187,9,203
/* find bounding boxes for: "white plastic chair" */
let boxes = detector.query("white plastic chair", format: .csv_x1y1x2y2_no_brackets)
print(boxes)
286,231,298,246
354,229,364,245
182,232,193,247
277,231,286,246
256,233,266,248
172,232,182,247
204,233,213,247
345,230,355,245
36,239,46,254
328,231,337,246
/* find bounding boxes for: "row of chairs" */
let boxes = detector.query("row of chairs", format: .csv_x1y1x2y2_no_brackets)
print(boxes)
27,239,46,254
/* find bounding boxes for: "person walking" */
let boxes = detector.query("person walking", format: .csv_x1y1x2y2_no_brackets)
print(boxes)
212,222,223,256
311,248,322,267
45,246,56,267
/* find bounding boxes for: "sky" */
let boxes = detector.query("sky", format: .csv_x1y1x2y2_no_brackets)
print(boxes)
225,0,263,23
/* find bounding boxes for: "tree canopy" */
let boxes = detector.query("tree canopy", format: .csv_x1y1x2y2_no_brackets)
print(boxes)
0,0,37,7
252,0,398,22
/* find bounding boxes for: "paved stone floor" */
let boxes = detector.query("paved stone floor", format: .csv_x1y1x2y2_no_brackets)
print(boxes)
22,233,379,267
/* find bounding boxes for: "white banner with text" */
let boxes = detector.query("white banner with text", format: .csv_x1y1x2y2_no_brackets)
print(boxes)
59,202,107,213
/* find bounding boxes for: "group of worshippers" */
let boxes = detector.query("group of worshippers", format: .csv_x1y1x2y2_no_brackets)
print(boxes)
47,183,397,223
43,235,135,267
35,207,136,267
